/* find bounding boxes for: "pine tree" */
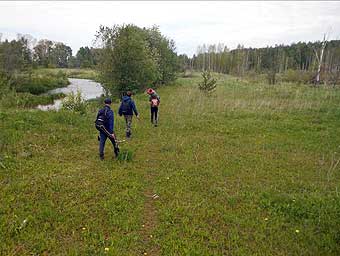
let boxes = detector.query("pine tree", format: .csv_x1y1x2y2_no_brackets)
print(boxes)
198,70,217,94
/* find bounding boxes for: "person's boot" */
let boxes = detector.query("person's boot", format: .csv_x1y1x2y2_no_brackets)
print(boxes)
126,131,131,139
99,154,104,160
114,146,120,158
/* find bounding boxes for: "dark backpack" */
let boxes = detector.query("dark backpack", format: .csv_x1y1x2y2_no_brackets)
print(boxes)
120,100,131,114
95,107,108,130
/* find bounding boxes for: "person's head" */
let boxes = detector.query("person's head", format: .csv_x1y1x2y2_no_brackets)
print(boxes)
104,98,112,105
147,88,154,95
126,91,132,97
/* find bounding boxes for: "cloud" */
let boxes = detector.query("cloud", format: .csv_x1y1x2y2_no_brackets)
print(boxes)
0,1,340,56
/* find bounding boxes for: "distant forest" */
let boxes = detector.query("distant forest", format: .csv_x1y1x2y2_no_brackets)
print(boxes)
179,39,340,85
1,31,340,86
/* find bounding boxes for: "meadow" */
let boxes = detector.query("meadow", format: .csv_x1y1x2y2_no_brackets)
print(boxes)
1,74,340,255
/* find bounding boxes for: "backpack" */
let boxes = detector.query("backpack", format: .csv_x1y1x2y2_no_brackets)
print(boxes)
151,98,159,107
95,107,108,130
120,100,131,114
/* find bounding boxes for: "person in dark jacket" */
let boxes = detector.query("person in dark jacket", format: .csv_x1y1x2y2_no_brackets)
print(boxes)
96,98,117,160
118,91,139,138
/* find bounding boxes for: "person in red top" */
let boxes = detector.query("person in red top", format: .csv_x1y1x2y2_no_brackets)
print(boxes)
146,88,160,127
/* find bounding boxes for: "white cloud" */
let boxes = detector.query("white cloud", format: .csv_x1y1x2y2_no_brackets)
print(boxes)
0,1,340,56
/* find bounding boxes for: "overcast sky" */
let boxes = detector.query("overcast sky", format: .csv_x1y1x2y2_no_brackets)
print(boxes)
1,1,340,56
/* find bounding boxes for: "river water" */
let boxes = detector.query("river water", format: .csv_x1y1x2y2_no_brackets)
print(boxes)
36,78,104,110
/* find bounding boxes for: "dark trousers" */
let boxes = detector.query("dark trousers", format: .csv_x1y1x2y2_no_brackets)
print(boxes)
151,107,158,124
99,131,116,156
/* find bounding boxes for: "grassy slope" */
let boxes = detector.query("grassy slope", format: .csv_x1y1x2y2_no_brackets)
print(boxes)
1,75,340,255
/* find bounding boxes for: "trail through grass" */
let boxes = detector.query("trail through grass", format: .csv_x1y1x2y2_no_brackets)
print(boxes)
1,75,340,255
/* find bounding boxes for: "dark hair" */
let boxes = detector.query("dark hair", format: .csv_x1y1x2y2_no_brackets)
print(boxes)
104,98,112,104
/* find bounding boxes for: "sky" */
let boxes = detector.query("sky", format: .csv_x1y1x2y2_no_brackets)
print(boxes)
1,1,340,57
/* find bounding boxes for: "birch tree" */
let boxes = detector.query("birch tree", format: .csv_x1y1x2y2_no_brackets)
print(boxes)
313,34,328,85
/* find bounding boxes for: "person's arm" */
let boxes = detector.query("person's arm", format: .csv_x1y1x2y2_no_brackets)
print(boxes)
108,110,114,134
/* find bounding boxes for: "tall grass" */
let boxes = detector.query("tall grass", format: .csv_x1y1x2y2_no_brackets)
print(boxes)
35,68,99,81
1,73,340,255
10,71,69,95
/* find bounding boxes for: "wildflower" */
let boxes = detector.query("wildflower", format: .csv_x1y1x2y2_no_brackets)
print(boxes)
105,247,109,251
144,253,147,255
295,229,300,233
264,218,268,221
150,235,153,238
82,227,86,230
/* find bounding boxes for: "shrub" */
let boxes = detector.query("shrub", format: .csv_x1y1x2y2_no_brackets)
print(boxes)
61,90,88,114
198,70,217,94
282,69,314,84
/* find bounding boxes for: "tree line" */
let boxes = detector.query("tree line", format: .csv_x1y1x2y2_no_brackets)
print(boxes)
0,35,101,77
180,40,340,85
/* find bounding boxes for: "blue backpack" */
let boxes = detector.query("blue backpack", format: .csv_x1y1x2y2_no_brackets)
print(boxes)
120,100,131,114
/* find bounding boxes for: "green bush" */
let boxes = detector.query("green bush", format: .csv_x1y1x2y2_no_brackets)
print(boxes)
282,69,314,84
61,90,88,114
198,70,217,94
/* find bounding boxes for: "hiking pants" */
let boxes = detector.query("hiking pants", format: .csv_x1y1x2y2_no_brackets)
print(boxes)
124,115,133,136
99,131,116,157
151,107,158,124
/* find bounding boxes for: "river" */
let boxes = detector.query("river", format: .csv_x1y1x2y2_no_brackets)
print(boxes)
36,78,104,110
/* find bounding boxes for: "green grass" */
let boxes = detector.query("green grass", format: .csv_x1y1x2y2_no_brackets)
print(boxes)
12,71,69,95
35,68,99,81
1,74,340,255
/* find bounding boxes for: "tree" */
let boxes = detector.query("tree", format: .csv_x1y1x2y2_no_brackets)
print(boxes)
76,46,94,68
50,43,72,68
143,26,178,84
95,24,178,95
198,70,217,94
0,38,31,76
33,39,53,67
312,34,328,85
33,40,72,68
95,24,160,96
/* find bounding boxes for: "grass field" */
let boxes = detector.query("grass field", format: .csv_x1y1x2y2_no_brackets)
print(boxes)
1,74,340,255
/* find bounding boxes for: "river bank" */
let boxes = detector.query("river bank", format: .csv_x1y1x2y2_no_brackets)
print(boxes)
36,78,104,111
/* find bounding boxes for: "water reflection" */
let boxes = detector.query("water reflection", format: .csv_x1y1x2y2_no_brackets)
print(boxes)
37,78,104,110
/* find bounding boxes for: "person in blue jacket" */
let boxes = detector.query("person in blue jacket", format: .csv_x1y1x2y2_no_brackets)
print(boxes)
118,91,139,138
95,98,117,160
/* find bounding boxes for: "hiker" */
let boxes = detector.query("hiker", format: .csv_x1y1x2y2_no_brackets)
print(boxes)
147,88,160,127
118,91,139,138
95,98,119,160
